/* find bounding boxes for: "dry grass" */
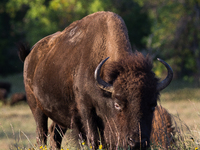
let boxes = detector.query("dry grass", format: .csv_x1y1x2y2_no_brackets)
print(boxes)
0,104,35,150
1,100,200,149
161,100,200,129
1,75,200,149
160,100,200,149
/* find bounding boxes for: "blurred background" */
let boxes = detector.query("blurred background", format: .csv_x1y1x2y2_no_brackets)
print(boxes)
1,0,200,149
1,0,200,81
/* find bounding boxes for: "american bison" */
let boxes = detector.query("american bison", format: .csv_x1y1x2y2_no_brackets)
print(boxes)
0,88,8,104
0,82,11,93
49,105,175,149
150,105,175,149
18,11,173,149
10,93,26,106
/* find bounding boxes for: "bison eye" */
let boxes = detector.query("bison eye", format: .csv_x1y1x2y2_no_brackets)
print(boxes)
114,102,121,111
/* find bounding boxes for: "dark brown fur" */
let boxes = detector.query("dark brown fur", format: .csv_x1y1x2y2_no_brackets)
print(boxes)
150,105,175,149
17,43,30,62
18,11,171,150
10,93,26,106
49,105,175,149
0,82,11,93
0,88,8,104
103,53,159,149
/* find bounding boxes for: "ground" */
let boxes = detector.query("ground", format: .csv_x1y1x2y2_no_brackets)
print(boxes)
0,74,200,149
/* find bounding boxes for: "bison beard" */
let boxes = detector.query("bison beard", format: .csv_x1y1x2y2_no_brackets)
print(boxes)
18,11,173,149
49,105,176,149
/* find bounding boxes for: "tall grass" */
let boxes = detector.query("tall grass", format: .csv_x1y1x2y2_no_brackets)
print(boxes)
1,74,200,149
1,102,200,150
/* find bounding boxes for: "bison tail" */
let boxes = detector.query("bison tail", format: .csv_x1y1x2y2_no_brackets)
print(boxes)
17,42,30,62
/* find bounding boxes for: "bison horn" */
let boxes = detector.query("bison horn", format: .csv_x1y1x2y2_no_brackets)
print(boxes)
157,58,173,91
94,57,114,93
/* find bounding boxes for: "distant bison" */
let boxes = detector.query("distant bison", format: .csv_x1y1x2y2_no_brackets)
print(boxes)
150,105,175,149
0,88,8,104
0,82,11,93
10,93,26,106
18,11,173,149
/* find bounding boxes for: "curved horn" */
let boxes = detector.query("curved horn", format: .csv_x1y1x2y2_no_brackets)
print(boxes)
157,58,173,91
94,57,114,93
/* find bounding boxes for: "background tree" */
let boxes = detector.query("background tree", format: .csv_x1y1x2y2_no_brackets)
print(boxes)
1,0,150,76
2,0,200,83
0,0,27,75
137,0,200,80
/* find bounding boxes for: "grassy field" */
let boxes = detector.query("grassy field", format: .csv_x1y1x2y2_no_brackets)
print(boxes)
0,104,35,150
1,74,200,149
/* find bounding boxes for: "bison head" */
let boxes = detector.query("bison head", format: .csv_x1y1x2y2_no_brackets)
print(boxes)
94,53,173,149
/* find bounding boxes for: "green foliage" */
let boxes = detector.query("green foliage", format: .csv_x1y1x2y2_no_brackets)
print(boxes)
2,0,200,80
139,0,200,79
0,0,151,76
4,0,150,47
112,0,151,49
0,0,25,75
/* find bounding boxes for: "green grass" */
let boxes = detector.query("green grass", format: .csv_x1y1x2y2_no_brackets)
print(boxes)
0,104,35,150
161,79,200,101
1,74,200,149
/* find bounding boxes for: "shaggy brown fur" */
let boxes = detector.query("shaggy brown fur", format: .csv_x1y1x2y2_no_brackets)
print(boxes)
18,11,172,150
10,93,26,106
102,53,159,149
49,105,175,149
150,105,175,149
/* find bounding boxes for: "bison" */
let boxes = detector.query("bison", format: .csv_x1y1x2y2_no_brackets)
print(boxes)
10,93,26,106
150,105,175,149
0,88,8,104
0,82,11,93
48,105,175,149
18,11,173,149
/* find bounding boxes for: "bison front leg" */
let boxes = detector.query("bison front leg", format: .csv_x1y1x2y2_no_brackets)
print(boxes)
78,107,104,149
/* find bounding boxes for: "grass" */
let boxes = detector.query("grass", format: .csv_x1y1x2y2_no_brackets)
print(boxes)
0,104,35,150
160,79,200,101
1,74,200,149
